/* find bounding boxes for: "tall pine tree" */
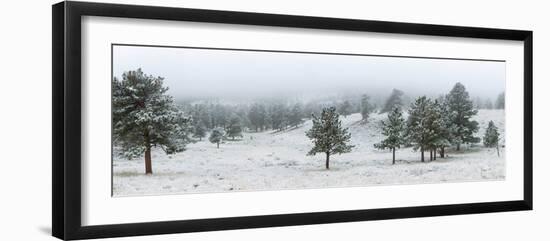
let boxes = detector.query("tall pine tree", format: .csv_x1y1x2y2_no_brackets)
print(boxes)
425,100,449,161
288,103,304,127
112,69,191,174
338,100,353,117
360,94,373,122
226,115,243,140
248,103,267,131
483,120,500,157
405,96,433,162
380,89,404,113
432,99,452,158
306,107,354,169
192,124,206,141
445,82,480,150
374,107,405,164
270,103,287,131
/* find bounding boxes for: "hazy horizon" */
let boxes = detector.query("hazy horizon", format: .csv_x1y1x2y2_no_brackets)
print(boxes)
113,45,505,102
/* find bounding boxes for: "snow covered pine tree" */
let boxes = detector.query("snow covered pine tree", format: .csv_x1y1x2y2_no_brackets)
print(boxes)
288,103,304,128
112,68,191,174
445,82,480,150
380,88,404,113
360,94,374,122
374,107,405,164
424,99,449,161
209,128,224,148
406,96,433,162
431,99,452,159
306,107,354,169
226,115,243,140
483,120,500,156
192,124,206,141
338,100,353,117
248,103,266,132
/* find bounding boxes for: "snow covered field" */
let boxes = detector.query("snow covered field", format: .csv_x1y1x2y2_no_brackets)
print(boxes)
112,109,505,196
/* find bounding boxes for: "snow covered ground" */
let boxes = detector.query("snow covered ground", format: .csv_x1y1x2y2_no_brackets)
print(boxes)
113,109,505,196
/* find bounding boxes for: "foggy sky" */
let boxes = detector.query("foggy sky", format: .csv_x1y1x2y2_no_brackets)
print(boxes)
113,45,505,102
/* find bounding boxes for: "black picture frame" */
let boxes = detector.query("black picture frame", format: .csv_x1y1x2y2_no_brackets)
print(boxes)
52,1,533,240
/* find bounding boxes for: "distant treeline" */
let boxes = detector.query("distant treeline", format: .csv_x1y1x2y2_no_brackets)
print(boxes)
177,89,504,135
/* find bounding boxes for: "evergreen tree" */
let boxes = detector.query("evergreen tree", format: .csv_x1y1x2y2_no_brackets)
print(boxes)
374,107,405,164
495,92,505,109
360,94,373,121
209,128,224,148
405,96,433,162
212,104,228,128
445,82,480,150
433,99,452,158
306,107,354,169
191,103,212,129
248,103,267,131
270,103,287,131
192,124,206,141
338,100,353,117
483,120,501,156
381,89,404,113
425,100,449,161
226,115,243,140
288,103,304,127
112,69,191,174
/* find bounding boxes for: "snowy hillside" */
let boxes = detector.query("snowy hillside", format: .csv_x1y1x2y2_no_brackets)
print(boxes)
113,109,505,196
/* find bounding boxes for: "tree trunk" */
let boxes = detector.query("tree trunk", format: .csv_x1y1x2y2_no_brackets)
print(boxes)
440,147,445,158
144,130,152,174
496,145,500,157
430,149,433,161
325,152,330,170
421,146,424,162
433,149,437,160
456,143,460,151
217,142,219,148
392,147,396,165
144,147,152,174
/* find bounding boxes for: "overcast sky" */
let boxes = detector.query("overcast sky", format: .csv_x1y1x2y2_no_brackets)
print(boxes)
113,45,505,102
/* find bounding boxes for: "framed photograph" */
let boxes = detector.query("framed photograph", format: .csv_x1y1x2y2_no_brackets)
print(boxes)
52,1,533,240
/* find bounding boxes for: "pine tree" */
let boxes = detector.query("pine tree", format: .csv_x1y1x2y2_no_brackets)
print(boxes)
360,94,373,122
405,96,433,162
338,100,352,117
306,107,354,169
495,92,505,109
209,128,224,148
288,103,304,127
374,107,405,164
270,103,287,131
483,120,500,156
432,99,452,158
112,69,191,174
381,89,404,113
445,82,480,150
248,103,266,132
212,104,228,128
425,100,449,161
226,115,243,140
192,124,206,141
